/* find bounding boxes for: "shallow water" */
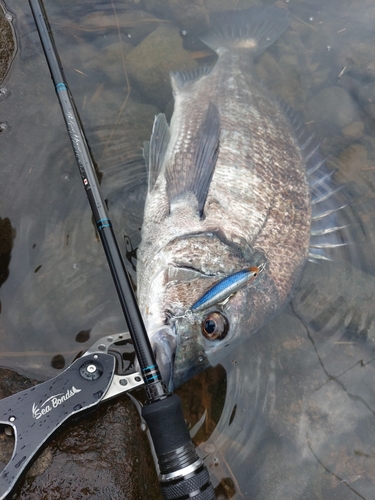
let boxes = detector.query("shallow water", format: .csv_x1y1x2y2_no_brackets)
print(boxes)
1,0,375,498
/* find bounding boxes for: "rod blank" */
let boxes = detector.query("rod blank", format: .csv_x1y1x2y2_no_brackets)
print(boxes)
29,0,166,398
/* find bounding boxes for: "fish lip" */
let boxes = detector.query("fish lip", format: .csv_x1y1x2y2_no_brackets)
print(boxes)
150,327,177,392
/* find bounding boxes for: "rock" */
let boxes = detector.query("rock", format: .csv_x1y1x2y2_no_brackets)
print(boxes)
364,103,375,119
282,31,303,51
341,121,364,140
289,18,317,38
85,41,134,86
125,24,197,108
82,10,162,46
166,0,210,34
310,68,330,88
255,52,304,109
357,81,375,105
57,40,104,83
305,86,360,136
332,143,368,185
0,217,15,288
356,82,375,119
279,53,299,69
336,42,375,81
0,368,162,499
0,2,16,83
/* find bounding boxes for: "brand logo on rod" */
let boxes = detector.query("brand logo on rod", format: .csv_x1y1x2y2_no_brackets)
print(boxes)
32,386,82,420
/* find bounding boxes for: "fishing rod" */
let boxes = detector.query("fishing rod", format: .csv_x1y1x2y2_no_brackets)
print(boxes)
29,1,215,498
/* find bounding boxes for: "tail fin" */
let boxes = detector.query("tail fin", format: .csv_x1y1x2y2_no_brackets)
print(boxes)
200,6,289,56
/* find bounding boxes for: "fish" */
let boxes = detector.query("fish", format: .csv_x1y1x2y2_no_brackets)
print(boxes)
137,7,347,390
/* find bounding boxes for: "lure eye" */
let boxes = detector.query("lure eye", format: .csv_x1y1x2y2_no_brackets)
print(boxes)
201,312,229,341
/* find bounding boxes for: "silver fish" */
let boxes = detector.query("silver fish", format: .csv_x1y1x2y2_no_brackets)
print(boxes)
137,7,343,390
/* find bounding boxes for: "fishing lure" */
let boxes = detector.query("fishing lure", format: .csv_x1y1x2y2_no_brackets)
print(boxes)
191,265,263,312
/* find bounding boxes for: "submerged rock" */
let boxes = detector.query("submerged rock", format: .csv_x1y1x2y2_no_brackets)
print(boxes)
341,121,364,140
336,43,375,82
305,87,360,136
82,10,163,47
148,0,210,33
125,24,197,108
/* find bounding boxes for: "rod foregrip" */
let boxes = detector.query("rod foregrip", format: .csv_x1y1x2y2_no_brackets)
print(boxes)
142,394,216,499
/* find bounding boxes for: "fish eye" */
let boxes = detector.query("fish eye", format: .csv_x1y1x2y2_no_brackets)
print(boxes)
201,312,229,341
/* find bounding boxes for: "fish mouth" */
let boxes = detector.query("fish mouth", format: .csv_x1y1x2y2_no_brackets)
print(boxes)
150,327,177,392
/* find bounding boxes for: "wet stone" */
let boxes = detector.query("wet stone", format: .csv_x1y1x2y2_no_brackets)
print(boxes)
0,217,15,288
0,368,162,499
0,3,16,83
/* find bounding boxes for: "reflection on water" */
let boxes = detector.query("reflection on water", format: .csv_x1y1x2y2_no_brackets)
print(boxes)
0,0,375,498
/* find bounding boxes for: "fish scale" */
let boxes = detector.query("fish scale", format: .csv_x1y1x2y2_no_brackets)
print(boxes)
136,7,336,391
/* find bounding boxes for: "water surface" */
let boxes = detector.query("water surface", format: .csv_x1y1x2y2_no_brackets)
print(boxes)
1,0,375,498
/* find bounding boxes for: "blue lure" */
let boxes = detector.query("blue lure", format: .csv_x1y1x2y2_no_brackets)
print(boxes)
191,266,262,312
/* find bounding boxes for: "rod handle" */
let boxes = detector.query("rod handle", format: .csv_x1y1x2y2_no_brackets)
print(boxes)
142,394,216,499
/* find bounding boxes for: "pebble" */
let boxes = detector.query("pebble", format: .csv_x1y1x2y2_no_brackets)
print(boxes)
341,120,364,140
336,43,375,81
334,143,368,185
305,86,360,135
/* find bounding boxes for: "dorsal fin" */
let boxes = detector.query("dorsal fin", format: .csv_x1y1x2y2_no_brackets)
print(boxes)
166,101,220,217
146,113,170,192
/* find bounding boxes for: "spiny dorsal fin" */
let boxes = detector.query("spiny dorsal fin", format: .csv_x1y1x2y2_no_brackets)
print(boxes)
166,101,220,217
147,113,170,192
